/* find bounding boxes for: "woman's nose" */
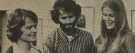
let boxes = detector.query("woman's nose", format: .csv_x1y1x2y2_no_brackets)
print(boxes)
105,16,112,20
107,16,111,20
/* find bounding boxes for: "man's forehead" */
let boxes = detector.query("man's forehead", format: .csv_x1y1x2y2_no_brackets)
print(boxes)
24,17,37,25
59,8,73,15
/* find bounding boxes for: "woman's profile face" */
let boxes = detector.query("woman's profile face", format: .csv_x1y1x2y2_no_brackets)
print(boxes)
102,7,115,30
20,17,37,42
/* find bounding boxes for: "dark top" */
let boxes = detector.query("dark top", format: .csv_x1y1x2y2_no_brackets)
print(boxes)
6,46,42,53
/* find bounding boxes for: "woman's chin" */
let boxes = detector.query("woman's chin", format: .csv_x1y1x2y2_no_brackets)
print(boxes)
106,23,115,30
106,26,115,30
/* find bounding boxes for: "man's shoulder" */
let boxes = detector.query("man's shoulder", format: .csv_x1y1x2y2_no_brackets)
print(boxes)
77,29,93,38
78,29,92,35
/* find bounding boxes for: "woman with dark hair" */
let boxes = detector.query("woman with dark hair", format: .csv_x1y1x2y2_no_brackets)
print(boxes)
44,0,97,53
6,8,41,53
0,10,7,53
96,0,135,53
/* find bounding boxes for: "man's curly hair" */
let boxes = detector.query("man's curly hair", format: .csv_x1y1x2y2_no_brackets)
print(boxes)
51,0,81,24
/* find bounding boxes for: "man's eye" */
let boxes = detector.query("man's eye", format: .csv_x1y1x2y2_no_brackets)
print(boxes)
69,16,74,18
26,26,32,29
61,17,66,19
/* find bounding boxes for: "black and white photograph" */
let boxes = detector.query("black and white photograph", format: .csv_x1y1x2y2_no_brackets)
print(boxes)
1,0,135,53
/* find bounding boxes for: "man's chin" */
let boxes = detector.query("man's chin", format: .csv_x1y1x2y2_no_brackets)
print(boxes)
65,26,72,28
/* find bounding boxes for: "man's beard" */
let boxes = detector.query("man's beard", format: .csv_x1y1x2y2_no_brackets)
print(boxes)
60,22,75,28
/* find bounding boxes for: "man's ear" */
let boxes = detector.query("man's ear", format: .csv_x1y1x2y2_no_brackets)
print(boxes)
75,15,86,28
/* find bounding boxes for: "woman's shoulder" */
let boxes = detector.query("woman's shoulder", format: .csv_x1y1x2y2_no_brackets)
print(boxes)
6,46,13,53
125,31,135,40
125,32,135,53
46,28,59,41
31,47,42,53
125,31,135,41
127,31,135,36
95,35,105,42
95,35,103,44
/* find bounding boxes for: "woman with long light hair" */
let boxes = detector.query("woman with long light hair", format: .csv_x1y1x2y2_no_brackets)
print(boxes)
96,0,135,53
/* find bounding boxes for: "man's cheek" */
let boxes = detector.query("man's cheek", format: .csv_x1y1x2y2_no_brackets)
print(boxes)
24,29,31,33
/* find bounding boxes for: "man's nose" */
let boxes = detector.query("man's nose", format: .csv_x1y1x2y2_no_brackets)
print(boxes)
31,27,37,33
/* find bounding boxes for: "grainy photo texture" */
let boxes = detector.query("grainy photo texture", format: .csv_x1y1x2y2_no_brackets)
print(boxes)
1,0,135,53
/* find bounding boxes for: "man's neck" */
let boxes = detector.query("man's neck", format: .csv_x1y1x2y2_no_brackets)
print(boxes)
60,26,77,36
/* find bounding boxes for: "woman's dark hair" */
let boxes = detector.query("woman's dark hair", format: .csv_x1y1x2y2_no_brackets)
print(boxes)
0,10,6,37
101,0,129,37
51,0,81,24
0,10,6,53
7,8,38,42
